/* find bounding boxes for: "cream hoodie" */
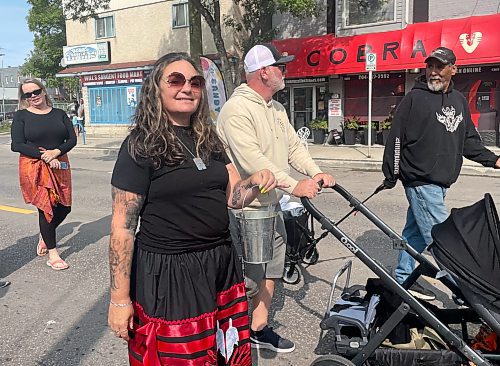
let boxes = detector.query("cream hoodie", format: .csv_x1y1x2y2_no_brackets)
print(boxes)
217,84,323,207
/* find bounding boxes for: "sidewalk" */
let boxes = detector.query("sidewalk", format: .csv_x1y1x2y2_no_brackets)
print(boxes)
74,136,500,177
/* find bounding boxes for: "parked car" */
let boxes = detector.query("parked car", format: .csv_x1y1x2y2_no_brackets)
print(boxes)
0,111,16,121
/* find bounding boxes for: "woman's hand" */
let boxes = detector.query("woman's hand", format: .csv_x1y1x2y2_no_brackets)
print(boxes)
48,160,61,169
250,169,289,194
40,148,61,163
108,301,134,341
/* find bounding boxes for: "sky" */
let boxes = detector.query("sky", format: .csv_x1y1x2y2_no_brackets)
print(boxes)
0,1,34,67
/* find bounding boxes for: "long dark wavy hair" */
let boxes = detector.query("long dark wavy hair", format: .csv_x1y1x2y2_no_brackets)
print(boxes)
128,52,224,169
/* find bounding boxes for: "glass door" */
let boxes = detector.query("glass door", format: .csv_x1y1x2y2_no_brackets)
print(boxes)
292,87,313,130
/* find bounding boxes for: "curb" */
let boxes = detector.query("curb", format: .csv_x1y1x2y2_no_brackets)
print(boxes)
314,158,500,178
73,146,120,155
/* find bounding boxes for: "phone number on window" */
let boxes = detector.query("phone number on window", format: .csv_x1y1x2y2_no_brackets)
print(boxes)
358,73,390,80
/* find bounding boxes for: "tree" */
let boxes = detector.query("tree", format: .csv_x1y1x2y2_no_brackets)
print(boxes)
192,0,318,95
38,0,318,95
22,0,93,97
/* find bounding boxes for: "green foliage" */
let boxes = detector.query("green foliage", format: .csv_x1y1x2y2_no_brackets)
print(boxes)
364,122,378,129
309,118,328,130
380,118,392,130
22,0,66,86
62,0,110,23
344,116,359,130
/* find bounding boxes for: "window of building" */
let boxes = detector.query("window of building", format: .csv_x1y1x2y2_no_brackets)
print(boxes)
173,2,189,28
95,16,115,39
343,0,396,28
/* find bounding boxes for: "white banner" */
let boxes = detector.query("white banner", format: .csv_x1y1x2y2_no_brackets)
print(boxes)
200,57,227,123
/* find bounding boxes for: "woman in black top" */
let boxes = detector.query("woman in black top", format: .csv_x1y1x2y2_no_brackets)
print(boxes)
108,53,284,365
11,79,76,270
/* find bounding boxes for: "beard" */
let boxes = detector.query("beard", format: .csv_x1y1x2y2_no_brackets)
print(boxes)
427,78,444,92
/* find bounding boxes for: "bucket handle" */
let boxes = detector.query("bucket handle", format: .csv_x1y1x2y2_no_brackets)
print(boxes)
240,184,273,220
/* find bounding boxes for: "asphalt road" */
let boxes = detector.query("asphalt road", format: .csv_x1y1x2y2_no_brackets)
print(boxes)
0,138,499,366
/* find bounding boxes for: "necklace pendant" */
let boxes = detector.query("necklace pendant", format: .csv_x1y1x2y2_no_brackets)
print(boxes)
193,157,207,170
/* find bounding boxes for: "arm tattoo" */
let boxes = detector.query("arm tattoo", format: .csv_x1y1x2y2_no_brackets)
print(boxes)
109,187,145,291
231,182,254,207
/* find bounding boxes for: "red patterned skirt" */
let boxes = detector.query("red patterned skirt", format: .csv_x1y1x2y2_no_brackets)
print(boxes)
128,243,251,366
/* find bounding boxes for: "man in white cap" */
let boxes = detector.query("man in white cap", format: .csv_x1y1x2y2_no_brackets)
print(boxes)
217,43,335,353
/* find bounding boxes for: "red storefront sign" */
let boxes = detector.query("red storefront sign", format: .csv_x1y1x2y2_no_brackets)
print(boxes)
274,14,500,77
80,70,145,86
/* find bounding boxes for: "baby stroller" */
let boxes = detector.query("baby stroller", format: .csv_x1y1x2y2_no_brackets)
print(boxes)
281,196,329,284
301,184,499,366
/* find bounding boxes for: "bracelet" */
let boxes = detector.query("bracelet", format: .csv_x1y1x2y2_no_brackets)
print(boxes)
110,300,132,308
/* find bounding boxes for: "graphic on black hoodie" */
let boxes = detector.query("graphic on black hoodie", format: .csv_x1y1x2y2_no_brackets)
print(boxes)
382,75,498,188
436,106,463,132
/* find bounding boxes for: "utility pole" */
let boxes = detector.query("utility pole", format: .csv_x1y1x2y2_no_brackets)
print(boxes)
0,53,5,122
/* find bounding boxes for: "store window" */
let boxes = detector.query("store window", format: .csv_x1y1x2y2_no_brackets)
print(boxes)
95,16,115,39
343,72,405,125
173,2,189,28
343,0,396,28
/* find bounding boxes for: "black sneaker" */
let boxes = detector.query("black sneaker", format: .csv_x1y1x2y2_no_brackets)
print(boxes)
0,281,10,288
250,326,295,353
408,282,436,301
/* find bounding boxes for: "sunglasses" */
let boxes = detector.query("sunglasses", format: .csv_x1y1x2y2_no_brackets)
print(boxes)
270,64,287,73
22,88,43,99
163,72,206,92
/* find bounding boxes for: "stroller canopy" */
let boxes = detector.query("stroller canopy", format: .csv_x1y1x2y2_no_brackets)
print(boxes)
431,193,500,299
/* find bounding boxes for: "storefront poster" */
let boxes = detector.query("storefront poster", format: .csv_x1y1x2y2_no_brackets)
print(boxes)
200,57,227,123
127,87,137,107
328,99,342,117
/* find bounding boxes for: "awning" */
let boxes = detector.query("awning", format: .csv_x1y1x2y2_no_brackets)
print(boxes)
274,14,500,78
56,60,156,77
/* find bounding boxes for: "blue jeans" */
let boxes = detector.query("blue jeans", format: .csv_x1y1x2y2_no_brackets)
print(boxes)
394,184,449,284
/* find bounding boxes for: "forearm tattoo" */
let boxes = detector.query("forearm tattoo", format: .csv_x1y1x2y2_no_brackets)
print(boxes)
231,182,254,207
109,187,145,291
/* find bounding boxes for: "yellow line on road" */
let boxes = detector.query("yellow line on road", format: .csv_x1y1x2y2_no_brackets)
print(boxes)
0,205,36,214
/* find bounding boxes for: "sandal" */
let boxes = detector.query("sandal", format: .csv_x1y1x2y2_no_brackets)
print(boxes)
46,259,69,271
37,235,48,257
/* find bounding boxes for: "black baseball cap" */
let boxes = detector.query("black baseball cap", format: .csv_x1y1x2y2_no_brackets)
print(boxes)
425,47,456,65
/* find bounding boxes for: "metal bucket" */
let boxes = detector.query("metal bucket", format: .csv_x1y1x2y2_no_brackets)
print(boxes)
235,207,277,264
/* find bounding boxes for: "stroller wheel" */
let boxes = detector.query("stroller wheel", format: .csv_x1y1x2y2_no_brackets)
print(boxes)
310,355,355,366
302,247,319,265
282,263,301,284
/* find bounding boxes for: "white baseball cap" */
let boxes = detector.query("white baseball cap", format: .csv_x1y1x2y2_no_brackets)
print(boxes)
244,44,295,73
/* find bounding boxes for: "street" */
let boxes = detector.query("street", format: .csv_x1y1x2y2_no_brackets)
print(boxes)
0,137,499,366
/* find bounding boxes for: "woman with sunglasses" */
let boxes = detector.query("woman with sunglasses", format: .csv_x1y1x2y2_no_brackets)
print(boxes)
11,79,76,270
109,53,284,365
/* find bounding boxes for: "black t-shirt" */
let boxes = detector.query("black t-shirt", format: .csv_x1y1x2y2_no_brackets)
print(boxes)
11,108,77,159
111,126,232,254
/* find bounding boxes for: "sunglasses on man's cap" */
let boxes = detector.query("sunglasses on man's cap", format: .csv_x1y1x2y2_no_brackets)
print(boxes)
22,88,43,99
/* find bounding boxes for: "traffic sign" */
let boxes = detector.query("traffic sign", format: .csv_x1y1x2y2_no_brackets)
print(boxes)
366,53,377,71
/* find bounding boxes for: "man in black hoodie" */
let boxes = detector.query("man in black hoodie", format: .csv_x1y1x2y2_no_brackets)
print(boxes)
382,47,500,300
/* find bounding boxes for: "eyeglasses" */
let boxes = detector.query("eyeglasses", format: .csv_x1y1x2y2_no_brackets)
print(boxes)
22,88,43,99
163,72,206,92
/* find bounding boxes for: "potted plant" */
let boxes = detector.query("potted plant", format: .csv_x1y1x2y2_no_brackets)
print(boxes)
362,122,378,145
343,116,359,145
309,118,328,144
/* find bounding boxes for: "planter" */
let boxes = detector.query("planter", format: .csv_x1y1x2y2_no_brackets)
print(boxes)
312,129,326,144
361,129,377,145
343,129,357,145
382,129,391,145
